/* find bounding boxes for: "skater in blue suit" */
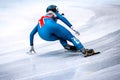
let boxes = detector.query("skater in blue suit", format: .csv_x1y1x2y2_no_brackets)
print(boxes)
29,5,95,56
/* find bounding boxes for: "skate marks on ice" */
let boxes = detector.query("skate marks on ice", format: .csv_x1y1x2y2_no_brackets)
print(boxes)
73,51,120,80
30,48,100,58
40,30,120,80
85,29,120,52
37,49,82,58
73,30,120,80
0,30,119,80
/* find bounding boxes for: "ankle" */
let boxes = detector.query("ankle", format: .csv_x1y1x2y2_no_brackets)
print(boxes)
81,48,86,54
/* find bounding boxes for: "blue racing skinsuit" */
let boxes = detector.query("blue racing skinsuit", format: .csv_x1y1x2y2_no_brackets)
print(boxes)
30,12,84,50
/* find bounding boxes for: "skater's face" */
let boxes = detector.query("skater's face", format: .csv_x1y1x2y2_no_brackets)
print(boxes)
47,11,57,17
49,13,54,17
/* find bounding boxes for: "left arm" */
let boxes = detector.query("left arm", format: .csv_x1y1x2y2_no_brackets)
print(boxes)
56,12,80,35
55,12,72,27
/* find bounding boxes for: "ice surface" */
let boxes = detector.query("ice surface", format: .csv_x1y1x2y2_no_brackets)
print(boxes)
0,0,120,80
0,30,119,80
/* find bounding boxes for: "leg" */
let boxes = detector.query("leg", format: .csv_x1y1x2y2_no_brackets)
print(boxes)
40,22,95,56
59,39,67,47
69,37,97,56
69,37,84,50
52,23,85,51
59,39,77,50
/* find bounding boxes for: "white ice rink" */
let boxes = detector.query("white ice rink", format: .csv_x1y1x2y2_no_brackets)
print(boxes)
0,0,120,80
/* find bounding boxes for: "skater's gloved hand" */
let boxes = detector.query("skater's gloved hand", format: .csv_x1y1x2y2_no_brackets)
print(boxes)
71,27,80,36
74,30,80,35
29,46,36,53
61,13,64,16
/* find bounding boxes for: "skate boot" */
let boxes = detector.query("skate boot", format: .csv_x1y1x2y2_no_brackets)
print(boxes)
81,48,95,57
64,44,77,51
84,49,95,57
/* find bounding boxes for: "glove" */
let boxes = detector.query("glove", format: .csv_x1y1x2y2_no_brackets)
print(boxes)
74,30,80,35
29,46,36,53
61,13,64,16
71,27,80,36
